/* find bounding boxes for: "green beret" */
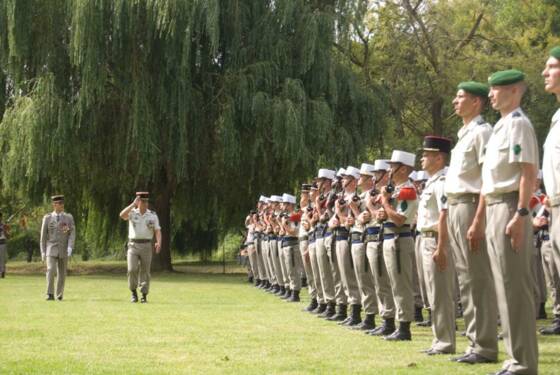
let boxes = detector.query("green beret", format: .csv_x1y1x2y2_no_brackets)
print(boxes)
457,81,489,98
488,69,525,86
550,46,560,59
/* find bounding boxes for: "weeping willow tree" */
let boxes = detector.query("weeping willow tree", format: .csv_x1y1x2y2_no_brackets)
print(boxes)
0,0,385,270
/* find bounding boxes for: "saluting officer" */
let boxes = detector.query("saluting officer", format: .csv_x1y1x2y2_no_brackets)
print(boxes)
119,192,162,303
477,70,539,375
280,193,303,302
380,151,418,341
446,81,498,364
40,195,76,301
417,136,456,356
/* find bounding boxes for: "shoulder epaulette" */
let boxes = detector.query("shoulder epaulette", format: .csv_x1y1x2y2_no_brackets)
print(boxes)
477,118,485,125
512,112,521,118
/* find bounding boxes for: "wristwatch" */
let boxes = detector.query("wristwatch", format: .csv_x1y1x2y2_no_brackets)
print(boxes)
517,207,529,216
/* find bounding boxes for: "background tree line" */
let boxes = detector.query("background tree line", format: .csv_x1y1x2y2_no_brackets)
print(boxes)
0,0,559,270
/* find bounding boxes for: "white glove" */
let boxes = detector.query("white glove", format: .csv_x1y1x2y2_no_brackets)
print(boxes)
67,247,73,257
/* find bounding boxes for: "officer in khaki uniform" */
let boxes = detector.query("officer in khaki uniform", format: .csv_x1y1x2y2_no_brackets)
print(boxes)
314,168,340,319
280,193,303,302
300,185,321,312
120,192,162,303
541,46,560,335
333,166,367,327
477,70,538,375
417,136,456,355
306,183,328,314
446,81,498,364
40,195,76,301
365,159,397,336
380,150,418,341
347,162,379,331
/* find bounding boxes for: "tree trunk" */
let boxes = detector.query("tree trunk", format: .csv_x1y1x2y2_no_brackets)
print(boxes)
431,96,444,135
152,184,173,271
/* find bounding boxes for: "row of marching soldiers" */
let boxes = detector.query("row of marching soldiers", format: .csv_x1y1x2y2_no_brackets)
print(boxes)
243,57,560,375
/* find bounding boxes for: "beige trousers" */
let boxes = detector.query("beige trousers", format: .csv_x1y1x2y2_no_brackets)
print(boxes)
414,235,430,309
308,241,325,304
383,236,414,322
366,240,395,319
447,200,498,360
335,239,361,305
541,239,560,315
46,255,68,298
326,235,346,305
315,236,336,303
486,195,538,374
351,242,378,314
300,240,317,299
255,236,268,281
127,242,153,294
283,243,303,291
247,244,259,280
421,237,456,353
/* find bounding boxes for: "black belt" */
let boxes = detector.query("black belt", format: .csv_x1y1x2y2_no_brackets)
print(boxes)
350,232,363,243
543,235,550,241
269,236,277,240
284,236,298,241
383,222,410,229
282,240,298,248
336,235,349,241
299,236,309,241
383,232,412,240
130,239,151,243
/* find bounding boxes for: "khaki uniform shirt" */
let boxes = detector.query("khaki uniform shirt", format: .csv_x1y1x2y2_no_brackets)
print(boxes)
128,208,161,240
543,109,560,199
40,211,76,257
445,115,492,196
417,169,447,232
481,108,539,195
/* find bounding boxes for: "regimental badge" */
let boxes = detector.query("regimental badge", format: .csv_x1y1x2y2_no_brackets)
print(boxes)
400,201,408,211
441,195,447,204
513,144,522,155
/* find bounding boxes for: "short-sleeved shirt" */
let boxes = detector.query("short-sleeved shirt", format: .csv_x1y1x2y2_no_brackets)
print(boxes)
543,109,560,198
445,115,492,196
417,169,447,232
481,108,539,195
128,208,161,240
389,180,418,225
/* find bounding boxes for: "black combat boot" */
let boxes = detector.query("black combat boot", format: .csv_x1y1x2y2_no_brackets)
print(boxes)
1,271,5,278
248,275,254,283
304,298,318,312
255,279,262,287
537,302,547,320
327,304,347,322
414,306,424,322
312,303,327,314
301,277,308,288
288,289,300,302
344,304,362,327
131,290,138,303
265,282,275,292
276,286,286,296
281,287,292,300
384,321,412,341
46,294,55,301
416,309,432,327
352,313,376,330
367,318,395,336
140,293,147,303
319,301,336,318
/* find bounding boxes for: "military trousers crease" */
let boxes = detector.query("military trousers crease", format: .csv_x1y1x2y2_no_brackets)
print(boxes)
366,240,395,319
421,237,456,353
247,244,259,280
383,236,414,322
335,239,361,305
551,206,560,291
315,237,335,303
415,235,430,309
46,255,68,298
447,201,498,360
299,240,317,299
256,239,268,281
127,242,153,295
277,241,289,287
326,236,346,305
486,197,538,375
308,242,325,303
351,242,378,314
283,243,303,291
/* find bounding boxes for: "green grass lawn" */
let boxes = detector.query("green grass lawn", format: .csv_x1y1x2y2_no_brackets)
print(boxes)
1,261,559,374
